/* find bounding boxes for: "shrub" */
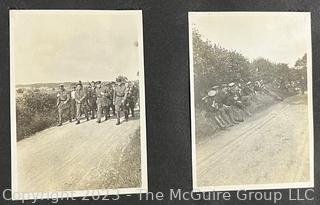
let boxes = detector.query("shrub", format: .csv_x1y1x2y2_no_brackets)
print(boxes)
16,91,60,141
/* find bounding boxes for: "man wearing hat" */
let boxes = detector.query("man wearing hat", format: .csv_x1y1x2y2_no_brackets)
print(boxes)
204,87,229,129
105,82,114,119
125,82,139,118
215,84,240,125
56,84,72,126
243,81,252,94
228,82,246,120
95,81,109,123
87,81,97,120
113,76,129,125
75,82,89,124
109,81,116,116
241,81,253,104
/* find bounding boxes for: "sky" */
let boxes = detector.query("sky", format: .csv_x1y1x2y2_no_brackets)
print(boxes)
10,10,143,85
190,12,311,67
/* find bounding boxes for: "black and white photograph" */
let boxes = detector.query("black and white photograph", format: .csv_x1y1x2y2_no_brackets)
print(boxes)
189,12,313,191
10,10,147,198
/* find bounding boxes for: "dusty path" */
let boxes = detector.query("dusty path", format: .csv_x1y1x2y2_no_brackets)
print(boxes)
196,94,311,187
17,114,140,192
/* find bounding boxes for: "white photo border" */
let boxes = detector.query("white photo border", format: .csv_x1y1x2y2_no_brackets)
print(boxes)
10,9,148,200
188,11,314,192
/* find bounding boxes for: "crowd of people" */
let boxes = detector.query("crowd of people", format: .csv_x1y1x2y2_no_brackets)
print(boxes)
56,75,139,126
201,80,283,129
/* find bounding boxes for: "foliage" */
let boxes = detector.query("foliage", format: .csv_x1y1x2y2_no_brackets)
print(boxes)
295,53,307,69
16,79,140,141
192,28,307,107
193,29,251,106
16,91,59,141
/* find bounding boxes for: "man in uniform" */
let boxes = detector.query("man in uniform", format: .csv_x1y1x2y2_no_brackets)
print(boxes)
108,81,116,116
75,82,89,125
203,87,229,129
227,82,246,119
215,84,240,125
113,76,128,125
56,84,72,126
95,81,108,123
87,81,97,119
125,82,138,117
105,82,114,119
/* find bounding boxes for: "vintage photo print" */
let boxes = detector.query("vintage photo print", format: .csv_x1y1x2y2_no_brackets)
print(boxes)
10,10,147,199
189,12,313,191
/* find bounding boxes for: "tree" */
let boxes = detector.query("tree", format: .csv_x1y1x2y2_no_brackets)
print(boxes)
192,28,251,107
192,27,308,108
295,53,307,70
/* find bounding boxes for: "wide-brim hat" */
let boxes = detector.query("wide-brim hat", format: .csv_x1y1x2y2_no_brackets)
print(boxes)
246,81,251,85
229,82,235,87
116,76,123,82
208,90,217,97
212,85,219,90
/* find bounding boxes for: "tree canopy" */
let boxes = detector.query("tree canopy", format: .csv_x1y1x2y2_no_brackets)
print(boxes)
192,28,307,106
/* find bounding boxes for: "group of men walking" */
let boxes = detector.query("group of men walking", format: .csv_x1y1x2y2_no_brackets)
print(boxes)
201,80,277,129
56,76,139,126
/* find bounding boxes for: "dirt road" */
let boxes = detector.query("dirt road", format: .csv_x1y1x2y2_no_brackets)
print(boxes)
196,94,311,187
17,114,141,192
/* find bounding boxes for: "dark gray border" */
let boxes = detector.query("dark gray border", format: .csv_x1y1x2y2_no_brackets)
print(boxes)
0,0,319,204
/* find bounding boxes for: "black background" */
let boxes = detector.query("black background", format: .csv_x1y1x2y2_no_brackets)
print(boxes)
0,0,319,204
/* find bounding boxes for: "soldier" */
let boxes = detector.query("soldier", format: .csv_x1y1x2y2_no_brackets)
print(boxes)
95,81,108,123
105,82,114,119
227,82,245,121
211,85,233,126
87,81,97,119
75,82,89,125
215,84,240,125
113,76,128,125
243,81,253,96
228,82,249,118
254,80,262,94
56,84,72,126
109,81,116,116
203,88,229,129
125,82,138,117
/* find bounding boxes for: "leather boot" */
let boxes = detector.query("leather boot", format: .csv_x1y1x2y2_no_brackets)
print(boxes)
124,111,129,122
116,112,120,125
